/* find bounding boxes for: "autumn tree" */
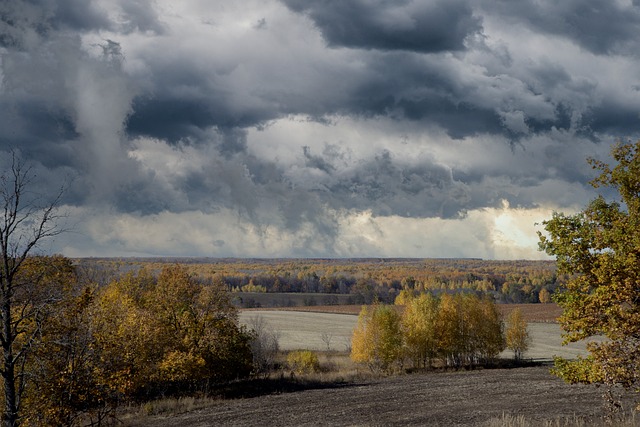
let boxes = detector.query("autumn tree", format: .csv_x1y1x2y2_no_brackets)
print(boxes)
466,294,505,364
394,289,415,306
0,154,65,426
435,293,465,367
91,265,254,401
150,265,254,385
91,272,163,399
505,308,530,361
351,303,403,373
401,293,438,368
435,293,504,368
538,287,551,304
24,260,108,426
539,140,640,411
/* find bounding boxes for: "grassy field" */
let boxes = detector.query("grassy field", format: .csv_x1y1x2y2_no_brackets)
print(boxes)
239,304,596,360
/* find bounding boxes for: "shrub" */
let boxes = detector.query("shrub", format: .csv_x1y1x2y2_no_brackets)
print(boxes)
287,350,320,375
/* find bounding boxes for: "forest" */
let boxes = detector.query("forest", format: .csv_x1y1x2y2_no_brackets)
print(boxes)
75,257,563,307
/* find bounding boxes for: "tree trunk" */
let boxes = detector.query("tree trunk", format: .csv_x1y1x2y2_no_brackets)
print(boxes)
2,299,17,427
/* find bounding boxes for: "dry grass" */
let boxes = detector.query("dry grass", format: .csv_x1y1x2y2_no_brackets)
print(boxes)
276,350,376,383
485,411,639,427
120,350,369,426
120,396,222,425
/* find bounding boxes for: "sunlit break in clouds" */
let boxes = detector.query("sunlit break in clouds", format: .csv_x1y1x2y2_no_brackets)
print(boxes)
1,0,639,259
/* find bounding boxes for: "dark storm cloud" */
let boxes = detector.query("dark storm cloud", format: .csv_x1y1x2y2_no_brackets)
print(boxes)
332,150,469,218
282,0,482,53
334,52,563,140
46,0,112,32
121,1,637,151
0,0,162,48
483,0,640,55
582,100,640,136
303,146,335,173
125,62,276,144
0,0,101,47
3,0,640,257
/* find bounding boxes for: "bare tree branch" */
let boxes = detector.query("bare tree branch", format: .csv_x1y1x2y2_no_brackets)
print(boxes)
0,151,66,426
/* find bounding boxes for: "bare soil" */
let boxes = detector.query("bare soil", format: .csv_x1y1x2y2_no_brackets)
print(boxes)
125,366,620,426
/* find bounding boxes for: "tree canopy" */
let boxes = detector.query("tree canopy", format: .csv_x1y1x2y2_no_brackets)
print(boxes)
352,293,505,372
539,140,640,411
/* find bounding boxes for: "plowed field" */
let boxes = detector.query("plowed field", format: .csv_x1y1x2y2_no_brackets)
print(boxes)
128,366,615,426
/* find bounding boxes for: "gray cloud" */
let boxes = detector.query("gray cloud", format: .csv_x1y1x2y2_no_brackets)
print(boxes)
482,0,640,56
1,0,640,257
0,0,162,48
282,0,482,53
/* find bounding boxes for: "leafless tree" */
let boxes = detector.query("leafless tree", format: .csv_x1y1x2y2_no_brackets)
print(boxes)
247,315,280,377
0,153,65,426
320,331,333,352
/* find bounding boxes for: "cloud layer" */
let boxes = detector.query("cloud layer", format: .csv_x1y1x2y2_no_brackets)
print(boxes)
1,0,639,258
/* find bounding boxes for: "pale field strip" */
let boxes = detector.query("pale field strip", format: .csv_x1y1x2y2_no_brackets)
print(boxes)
239,310,597,360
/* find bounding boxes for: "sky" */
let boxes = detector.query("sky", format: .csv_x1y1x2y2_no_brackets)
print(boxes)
1,0,639,259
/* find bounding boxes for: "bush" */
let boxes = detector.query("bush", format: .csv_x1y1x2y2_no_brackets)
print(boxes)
287,350,320,375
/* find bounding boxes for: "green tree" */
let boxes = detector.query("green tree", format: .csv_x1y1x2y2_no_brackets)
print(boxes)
505,308,530,361
539,140,640,411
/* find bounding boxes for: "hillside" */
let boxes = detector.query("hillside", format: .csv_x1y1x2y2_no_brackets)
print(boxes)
124,366,613,426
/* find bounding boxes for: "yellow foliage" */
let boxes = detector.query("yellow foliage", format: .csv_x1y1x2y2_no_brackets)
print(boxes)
287,350,320,374
159,351,207,382
551,356,604,384
538,287,551,304
394,289,415,306
402,293,438,368
403,292,504,368
505,308,530,360
351,303,403,373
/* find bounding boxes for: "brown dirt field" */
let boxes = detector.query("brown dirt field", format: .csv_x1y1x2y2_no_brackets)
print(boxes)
249,303,564,323
497,303,563,323
124,366,625,427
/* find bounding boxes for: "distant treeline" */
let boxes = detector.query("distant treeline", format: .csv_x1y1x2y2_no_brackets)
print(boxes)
74,258,563,306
